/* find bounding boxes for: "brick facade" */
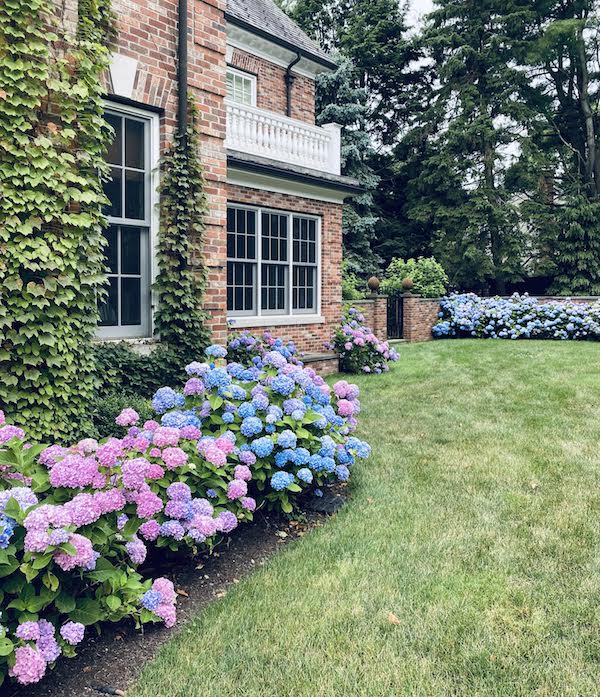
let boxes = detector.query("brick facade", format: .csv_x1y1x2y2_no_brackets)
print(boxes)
223,184,343,353
49,0,345,353
229,48,315,124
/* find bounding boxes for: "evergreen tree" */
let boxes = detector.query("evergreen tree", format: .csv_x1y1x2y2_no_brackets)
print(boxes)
408,0,532,293
506,0,600,293
316,57,380,274
288,0,420,273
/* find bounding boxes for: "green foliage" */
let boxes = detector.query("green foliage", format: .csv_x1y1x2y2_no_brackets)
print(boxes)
92,342,188,399
381,257,448,298
153,98,211,356
0,0,113,441
341,261,366,300
89,391,153,438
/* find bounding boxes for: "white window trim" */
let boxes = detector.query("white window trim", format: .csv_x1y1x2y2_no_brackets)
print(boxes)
98,101,160,340
226,66,257,107
227,203,323,324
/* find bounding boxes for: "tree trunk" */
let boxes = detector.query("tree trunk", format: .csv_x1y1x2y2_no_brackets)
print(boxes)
575,25,599,196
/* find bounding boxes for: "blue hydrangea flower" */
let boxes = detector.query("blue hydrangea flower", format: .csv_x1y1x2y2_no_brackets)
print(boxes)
205,344,228,358
251,437,274,458
270,471,295,491
240,416,263,437
141,589,162,611
335,465,350,481
0,516,15,549
271,375,295,396
204,368,231,390
222,412,234,424
238,402,256,419
152,387,185,414
291,447,310,466
277,430,297,449
297,468,313,484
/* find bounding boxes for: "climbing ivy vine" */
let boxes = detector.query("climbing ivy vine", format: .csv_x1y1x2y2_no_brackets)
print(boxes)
0,0,113,440
153,97,211,357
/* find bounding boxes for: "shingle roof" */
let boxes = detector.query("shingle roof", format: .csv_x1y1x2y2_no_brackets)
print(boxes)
226,0,336,68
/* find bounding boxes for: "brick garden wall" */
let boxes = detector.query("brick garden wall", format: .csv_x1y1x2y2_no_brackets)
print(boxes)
230,48,315,124
351,297,388,340
224,183,343,353
402,295,441,343
400,295,600,343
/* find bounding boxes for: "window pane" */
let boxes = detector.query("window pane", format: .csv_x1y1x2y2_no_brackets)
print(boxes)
293,265,316,311
227,233,235,258
125,170,145,219
261,264,286,311
103,167,122,218
121,277,141,325
121,226,141,275
125,119,145,169
103,225,118,273
227,286,233,312
105,114,122,165
98,276,118,326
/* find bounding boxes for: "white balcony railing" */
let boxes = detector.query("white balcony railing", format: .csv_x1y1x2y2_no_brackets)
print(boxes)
226,102,342,176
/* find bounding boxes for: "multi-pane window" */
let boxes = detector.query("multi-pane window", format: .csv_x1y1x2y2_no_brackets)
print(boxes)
226,68,256,106
99,109,152,337
227,206,320,318
292,217,317,313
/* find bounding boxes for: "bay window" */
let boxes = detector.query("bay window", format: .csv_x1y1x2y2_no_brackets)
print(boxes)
99,105,156,338
227,205,320,319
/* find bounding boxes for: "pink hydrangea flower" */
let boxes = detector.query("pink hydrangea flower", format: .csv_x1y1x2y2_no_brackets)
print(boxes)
162,447,188,470
9,645,47,685
115,408,139,427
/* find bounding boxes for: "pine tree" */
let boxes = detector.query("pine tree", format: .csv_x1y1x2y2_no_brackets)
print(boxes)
407,0,533,293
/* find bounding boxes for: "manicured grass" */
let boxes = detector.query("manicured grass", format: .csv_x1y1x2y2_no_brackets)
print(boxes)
131,340,600,697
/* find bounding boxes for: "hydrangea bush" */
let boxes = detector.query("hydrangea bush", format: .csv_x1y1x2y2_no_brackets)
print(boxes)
328,308,399,373
433,293,600,340
0,340,369,686
226,330,302,366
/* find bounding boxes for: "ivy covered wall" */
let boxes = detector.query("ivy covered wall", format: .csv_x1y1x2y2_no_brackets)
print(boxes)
0,0,113,441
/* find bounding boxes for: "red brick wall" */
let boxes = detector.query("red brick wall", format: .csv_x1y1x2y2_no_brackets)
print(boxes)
352,297,388,340
402,295,441,342
49,0,335,352
223,184,343,353
230,48,315,124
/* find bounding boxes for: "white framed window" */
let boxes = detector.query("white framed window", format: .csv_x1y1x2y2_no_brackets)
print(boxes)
99,104,159,339
227,205,321,321
226,67,257,106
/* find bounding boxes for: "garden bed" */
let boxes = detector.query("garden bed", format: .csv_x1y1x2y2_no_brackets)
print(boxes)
3,500,340,697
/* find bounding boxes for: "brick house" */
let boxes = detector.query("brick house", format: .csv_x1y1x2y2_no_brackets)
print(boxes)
96,0,360,361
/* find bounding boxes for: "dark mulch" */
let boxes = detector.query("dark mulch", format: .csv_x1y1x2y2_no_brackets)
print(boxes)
1,492,344,697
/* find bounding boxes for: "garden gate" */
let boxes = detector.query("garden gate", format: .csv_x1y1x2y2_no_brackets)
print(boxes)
387,296,403,339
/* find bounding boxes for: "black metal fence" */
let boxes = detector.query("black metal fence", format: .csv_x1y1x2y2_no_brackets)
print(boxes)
387,296,403,339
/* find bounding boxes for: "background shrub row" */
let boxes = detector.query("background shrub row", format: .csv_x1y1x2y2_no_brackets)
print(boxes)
434,293,600,340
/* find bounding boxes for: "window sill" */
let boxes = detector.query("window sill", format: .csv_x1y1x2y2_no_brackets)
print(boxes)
228,314,325,328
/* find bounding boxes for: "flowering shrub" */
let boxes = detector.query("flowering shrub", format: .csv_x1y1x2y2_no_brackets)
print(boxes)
433,293,600,340
227,330,302,367
0,341,369,686
328,308,399,373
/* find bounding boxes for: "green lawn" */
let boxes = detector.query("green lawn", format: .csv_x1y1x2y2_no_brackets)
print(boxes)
131,340,600,697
